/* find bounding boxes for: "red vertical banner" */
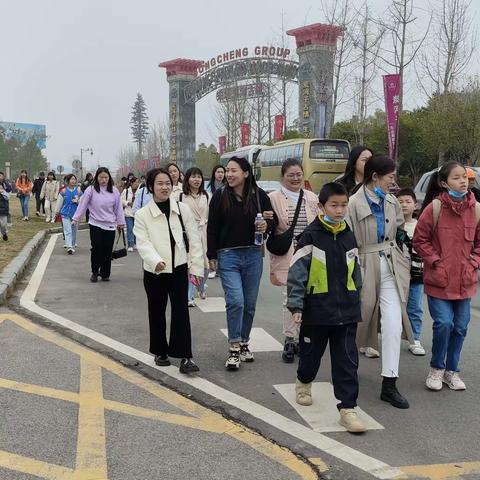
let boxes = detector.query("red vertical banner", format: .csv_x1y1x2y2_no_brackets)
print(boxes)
274,115,284,142
383,74,401,159
240,123,250,147
218,136,226,155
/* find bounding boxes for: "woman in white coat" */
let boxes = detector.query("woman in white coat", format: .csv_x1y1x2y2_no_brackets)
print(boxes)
134,168,204,374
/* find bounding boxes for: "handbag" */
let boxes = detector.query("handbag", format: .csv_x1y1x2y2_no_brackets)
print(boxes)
266,189,304,256
111,229,127,260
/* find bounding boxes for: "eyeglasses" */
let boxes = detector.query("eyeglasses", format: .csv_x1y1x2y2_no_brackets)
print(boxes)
285,173,303,179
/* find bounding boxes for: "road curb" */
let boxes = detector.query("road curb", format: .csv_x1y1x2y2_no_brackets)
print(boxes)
0,224,88,305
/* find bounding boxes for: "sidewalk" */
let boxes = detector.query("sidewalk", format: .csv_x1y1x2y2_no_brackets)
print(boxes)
0,309,319,480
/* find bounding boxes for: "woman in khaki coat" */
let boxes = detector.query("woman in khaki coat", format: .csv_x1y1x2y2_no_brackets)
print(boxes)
268,158,319,362
347,155,412,409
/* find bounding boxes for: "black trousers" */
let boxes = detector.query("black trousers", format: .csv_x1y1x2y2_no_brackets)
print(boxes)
297,323,359,409
89,225,115,279
36,196,45,214
143,264,192,359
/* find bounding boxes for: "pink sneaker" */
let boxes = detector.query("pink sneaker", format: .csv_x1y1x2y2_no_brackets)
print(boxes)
443,371,466,390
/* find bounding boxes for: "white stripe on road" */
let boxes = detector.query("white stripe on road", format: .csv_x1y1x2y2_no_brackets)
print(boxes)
20,233,405,480
274,382,384,433
220,327,283,352
196,297,226,313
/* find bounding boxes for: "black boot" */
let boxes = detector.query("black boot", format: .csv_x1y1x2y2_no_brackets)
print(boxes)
381,377,409,409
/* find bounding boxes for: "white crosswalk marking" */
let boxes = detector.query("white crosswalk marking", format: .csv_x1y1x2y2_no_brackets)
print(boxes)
220,327,283,352
274,382,384,433
196,297,226,312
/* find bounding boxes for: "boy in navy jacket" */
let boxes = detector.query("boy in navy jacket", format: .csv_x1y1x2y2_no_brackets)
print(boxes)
287,182,365,433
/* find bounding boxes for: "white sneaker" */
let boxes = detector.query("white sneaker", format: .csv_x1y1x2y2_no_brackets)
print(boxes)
208,271,216,279
443,371,466,390
409,341,426,356
360,347,380,358
225,348,241,370
339,408,366,433
51,219,55,223
127,247,134,252
199,291,207,300
188,300,196,307
45,218,50,223
239,343,254,362
426,367,444,391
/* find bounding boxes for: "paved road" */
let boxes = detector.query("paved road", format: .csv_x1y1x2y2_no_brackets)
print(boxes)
9,229,480,479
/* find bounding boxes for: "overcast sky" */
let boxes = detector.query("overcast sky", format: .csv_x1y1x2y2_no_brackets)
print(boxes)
1,0,478,173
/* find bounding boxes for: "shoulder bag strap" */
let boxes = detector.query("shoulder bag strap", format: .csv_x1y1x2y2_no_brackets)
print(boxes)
176,202,190,254
288,189,304,232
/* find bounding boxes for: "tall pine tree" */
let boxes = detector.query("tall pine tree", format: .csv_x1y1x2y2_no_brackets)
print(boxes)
130,93,149,159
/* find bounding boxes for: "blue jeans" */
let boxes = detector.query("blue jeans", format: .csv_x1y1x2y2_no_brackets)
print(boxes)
407,282,424,341
125,216,135,248
218,247,263,343
19,194,30,217
62,217,77,249
427,296,471,371
188,268,209,301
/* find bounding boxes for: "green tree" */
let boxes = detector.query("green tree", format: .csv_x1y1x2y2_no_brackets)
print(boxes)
130,93,149,159
195,143,220,177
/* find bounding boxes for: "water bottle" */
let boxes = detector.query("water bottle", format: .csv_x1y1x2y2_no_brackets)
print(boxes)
254,213,264,246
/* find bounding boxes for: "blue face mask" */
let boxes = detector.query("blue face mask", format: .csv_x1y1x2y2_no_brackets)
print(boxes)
448,189,467,199
373,186,386,200
324,214,345,225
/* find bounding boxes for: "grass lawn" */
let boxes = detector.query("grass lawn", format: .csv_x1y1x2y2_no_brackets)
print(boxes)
0,195,58,272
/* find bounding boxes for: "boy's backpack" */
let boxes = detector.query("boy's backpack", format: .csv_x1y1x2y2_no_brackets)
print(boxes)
432,198,480,230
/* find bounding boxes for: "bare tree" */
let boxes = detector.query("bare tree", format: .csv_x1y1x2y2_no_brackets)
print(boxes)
418,0,476,96
145,118,170,164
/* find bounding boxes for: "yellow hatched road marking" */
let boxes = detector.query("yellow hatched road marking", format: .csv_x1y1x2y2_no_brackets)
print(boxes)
400,461,480,479
0,313,319,480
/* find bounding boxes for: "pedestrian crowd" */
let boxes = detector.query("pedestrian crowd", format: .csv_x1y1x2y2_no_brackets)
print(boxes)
3,148,478,434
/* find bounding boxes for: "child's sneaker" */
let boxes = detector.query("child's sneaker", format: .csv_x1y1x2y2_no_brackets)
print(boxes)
295,379,312,406
360,347,380,358
225,347,241,370
408,341,426,356
426,367,444,391
239,343,254,362
339,408,366,433
443,370,466,390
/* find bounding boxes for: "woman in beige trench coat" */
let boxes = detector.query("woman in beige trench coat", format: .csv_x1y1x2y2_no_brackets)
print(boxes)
347,155,413,409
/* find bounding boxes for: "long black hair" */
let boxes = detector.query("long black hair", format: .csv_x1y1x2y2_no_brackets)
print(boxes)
183,167,208,197
221,156,258,214
209,164,226,194
46,171,56,181
420,161,466,215
18,169,30,183
165,162,182,184
338,145,373,194
93,167,114,193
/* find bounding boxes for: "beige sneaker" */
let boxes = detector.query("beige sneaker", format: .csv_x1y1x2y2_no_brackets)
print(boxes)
426,367,444,391
359,347,380,358
339,408,366,433
443,371,466,390
295,379,312,406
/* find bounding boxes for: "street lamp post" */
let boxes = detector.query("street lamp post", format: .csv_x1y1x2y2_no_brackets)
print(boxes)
80,148,93,181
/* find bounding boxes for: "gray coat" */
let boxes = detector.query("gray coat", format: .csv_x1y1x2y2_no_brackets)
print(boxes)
347,186,414,349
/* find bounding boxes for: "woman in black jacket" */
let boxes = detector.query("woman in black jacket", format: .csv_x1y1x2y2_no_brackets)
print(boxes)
207,156,276,370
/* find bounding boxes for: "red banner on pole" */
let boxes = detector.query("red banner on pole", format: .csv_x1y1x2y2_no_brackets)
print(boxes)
240,123,250,147
218,136,226,155
274,115,284,142
383,74,401,159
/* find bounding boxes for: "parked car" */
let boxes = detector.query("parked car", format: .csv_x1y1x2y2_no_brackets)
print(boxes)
256,180,282,194
414,167,480,208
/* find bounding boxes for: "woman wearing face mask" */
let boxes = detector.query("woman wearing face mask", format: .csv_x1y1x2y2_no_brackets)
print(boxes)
338,146,373,194
413,162,480,392
206,165,227,195
166,163,183,200
134,168,204,374
207,156,276,370
268,158,320,363
72,167,125,282
179,167,210,306
347,154,413,409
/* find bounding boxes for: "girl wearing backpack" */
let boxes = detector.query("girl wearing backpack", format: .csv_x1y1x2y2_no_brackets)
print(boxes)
413,162,480,391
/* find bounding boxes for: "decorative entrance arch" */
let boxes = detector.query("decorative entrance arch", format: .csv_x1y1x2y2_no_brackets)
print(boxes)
159,23,343,171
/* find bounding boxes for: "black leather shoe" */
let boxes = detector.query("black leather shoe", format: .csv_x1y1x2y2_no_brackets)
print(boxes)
179,358,200,374
381,377,409,409
154,355,171,366
282,341,296,363
101,277,110,282
90,274,98,283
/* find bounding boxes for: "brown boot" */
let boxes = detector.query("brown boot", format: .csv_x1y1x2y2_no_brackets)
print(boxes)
295,379,312,406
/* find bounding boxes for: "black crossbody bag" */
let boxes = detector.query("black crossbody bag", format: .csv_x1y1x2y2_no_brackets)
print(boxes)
176,202,190,254
266,189,304,256
111,229,127,260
